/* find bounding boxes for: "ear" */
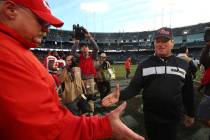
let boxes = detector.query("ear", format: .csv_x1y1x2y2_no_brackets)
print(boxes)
2,1,18,20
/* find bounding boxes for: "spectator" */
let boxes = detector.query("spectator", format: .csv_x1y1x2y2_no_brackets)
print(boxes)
177,45,197,79
198,28,210,127
124,56,131,81
58,55,88,115
95,53,112,100
71,30,98,115
0,0,145,140
102,27,195,140
44,51,64,88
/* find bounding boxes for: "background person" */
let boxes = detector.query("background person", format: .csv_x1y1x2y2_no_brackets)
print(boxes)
197,28,210,127
177,45,197,79
58,55,87,115
124,56,131,79
0,0,145,140
95,52,112,100
102,27,195,140
71,32,98,115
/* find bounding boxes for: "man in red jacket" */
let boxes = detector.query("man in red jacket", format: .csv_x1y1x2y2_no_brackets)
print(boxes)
0,0,145,140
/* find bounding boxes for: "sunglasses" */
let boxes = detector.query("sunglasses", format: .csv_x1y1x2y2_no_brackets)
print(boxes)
36,17,51,32
155,37,170,43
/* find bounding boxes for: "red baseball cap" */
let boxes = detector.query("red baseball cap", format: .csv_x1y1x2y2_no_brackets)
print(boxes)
10,0,64,28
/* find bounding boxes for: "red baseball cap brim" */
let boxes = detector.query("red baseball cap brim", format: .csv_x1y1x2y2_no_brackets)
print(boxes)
33,10,64,28
10,0,64,28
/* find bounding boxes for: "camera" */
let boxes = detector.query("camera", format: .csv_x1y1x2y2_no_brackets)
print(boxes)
204,27,210,42
73,24,88,40
102,61,109,70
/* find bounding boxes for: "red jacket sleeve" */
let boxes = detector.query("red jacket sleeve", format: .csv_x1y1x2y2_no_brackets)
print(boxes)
0,53,112,140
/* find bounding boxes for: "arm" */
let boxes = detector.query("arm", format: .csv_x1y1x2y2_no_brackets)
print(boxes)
0,59,144,140
182,66,195,127
59,102,144,140
189,60,197,78
85,30,99,60
71,40,80,58
89,37,99,60
120,64,143,100
0,59,111,140
182,67,194,117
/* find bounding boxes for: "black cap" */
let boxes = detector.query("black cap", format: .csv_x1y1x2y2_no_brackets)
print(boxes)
79,40,88,47
154,27,173,40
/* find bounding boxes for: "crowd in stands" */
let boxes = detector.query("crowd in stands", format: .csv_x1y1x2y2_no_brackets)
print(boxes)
32,22,209,64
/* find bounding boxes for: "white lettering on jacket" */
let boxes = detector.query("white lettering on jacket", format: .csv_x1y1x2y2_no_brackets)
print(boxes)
142,66,186,78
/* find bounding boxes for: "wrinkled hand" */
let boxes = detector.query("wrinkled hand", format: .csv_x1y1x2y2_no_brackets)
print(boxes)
107,102,145,140
183,115,194,127
102,84,120,107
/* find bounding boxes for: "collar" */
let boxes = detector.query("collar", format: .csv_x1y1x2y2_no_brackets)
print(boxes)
0,22,37,49
153,54,174,62
177,53,188,57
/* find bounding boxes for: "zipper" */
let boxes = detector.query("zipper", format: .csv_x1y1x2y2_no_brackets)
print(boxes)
164,59,167,78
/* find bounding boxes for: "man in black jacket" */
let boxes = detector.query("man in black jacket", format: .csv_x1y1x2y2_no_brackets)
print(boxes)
102,27,195,140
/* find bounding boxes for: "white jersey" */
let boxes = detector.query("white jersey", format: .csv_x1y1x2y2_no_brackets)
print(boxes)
46,55,57,73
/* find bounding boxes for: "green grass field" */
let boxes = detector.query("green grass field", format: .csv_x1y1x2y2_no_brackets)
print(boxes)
112,64,137,79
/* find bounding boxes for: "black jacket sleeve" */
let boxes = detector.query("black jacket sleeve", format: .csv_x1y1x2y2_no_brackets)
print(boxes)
189,60,197,78
71,42,80,58
119,64,143,100
182,66,195,117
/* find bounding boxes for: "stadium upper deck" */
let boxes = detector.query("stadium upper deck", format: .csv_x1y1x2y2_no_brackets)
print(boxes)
32,22,209,63
38,22,209,51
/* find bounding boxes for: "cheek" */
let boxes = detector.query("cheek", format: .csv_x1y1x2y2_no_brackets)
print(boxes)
23,26,41,43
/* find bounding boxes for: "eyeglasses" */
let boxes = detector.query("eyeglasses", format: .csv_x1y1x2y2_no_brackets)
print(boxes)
155,37,170,43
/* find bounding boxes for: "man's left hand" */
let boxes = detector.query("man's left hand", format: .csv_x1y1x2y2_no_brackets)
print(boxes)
183,115,194,127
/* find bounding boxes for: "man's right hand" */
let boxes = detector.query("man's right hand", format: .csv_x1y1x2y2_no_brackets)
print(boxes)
107,102,145,140
102,84,120,107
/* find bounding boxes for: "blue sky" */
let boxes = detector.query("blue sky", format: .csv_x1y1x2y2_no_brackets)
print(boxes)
48,0,210,32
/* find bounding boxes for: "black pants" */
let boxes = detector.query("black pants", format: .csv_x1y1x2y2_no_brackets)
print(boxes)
97,81,111,100
144,120,178,140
